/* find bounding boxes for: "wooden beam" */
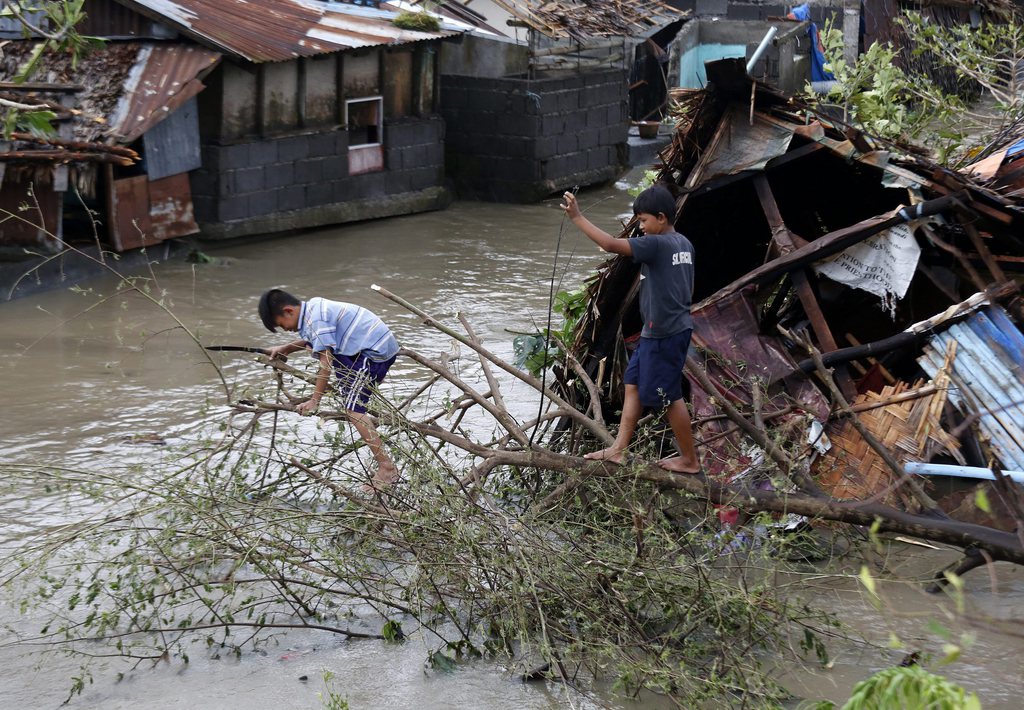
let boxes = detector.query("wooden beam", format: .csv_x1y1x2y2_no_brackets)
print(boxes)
700,192,964,309
753,173,857,399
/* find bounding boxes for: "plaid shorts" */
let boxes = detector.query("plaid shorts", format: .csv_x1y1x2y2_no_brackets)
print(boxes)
331,352,396,414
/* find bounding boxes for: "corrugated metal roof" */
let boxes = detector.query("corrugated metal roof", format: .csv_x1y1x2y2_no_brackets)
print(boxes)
110,43,221,142
480,0,682,40
114,0,457,62
919,306,1024,471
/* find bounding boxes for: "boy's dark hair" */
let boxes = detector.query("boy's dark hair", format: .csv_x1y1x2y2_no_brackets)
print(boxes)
632,184,677,222
258,288,301,332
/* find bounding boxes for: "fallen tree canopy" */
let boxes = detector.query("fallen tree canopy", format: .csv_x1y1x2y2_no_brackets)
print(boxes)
5,62,1024,702
1,271,1021,705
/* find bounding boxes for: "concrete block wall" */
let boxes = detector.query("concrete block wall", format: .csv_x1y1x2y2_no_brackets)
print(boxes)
441,69,629,203
190,117,447,240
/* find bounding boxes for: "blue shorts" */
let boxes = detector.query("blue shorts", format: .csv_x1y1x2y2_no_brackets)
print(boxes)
624,329,692,409
331,352,396,414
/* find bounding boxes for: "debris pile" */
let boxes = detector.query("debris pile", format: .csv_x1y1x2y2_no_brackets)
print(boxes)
567,59,1024,529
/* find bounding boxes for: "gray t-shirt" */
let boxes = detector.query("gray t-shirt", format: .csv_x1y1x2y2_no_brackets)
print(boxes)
628,230,695,338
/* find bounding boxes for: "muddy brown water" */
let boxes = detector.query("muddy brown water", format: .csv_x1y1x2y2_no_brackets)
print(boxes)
2,179,1023,708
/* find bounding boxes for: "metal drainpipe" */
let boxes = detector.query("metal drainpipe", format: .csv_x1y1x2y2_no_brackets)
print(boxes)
746,26,779,75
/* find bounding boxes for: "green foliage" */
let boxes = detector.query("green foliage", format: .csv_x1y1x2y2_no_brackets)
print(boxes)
628,168,660,197
842,665,981,710
392,10,440,32
810,11,1024,166
0,0,105,138
512,286,589,376
318,670,350,710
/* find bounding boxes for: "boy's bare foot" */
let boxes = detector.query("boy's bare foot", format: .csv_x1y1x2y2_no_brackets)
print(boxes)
584,447,627,464
657,456,702,474
361,463,400,493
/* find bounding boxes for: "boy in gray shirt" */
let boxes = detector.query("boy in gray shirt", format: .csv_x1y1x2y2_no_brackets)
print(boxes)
562,185,700,473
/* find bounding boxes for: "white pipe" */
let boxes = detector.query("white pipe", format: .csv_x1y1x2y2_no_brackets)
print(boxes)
746,26,779,75
904,462,1024,485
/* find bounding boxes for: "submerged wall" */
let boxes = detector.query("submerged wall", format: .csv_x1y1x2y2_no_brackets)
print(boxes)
441,69,629,203
189,117,448,240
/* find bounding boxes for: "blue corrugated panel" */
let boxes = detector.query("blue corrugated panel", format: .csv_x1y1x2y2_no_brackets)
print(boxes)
919,305,1024,471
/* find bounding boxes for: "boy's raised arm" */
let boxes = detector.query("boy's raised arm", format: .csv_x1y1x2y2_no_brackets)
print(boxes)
561,192,632,256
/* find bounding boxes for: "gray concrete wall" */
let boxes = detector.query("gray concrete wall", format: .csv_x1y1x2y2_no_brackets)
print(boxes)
439,33,528,79
189,117,448,240
442,69,629,202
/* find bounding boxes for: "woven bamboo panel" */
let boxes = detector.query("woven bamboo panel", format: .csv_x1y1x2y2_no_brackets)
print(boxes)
814,378,960,508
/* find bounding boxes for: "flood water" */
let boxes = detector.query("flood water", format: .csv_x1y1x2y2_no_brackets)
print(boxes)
2,177,1023,708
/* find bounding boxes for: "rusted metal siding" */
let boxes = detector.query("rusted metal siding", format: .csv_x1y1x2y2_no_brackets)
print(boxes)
148,173,199,240
114,0,455,63
108,173,156,251
383,51,413,118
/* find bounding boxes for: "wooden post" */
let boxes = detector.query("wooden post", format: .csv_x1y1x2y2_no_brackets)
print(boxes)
753,173,857,399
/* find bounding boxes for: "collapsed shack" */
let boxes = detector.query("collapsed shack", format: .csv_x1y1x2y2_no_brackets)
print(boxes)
0,42,219,265
564,58,1024,580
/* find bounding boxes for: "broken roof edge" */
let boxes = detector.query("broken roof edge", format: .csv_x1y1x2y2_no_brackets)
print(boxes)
111,0,461,64
484,0,686,41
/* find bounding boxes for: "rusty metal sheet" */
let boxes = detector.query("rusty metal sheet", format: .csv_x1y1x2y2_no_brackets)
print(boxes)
109,174,157,251
148,173,199,240
115,0,456,63
109,44,221,143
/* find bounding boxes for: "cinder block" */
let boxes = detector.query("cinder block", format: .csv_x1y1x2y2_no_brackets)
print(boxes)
564,111,587,133
248,140,278,166
408,166,440,192
696,0,728,16
308,131,338,158
578,127,599,151
533,135,558,159
322,156,348,180
541,114,564,136
248,190,279,217
221,143,252,170
352,172,386,198
557,133,578,155
232,166,264,194
276,184,307,212
386,170,413,195
727,3,762,20
264,162,295,189
306,181,334,206
218,194,249,221
295,157,325,183
277,135,310,162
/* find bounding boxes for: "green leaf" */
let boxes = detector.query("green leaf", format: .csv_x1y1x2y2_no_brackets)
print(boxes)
974,487,991,513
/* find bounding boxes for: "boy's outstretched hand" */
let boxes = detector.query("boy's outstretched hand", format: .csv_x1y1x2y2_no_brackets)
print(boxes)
561,191,581,220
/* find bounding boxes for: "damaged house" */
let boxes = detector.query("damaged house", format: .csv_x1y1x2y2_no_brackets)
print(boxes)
0,0,457,266
569,59,1024,530
432,0,686,201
